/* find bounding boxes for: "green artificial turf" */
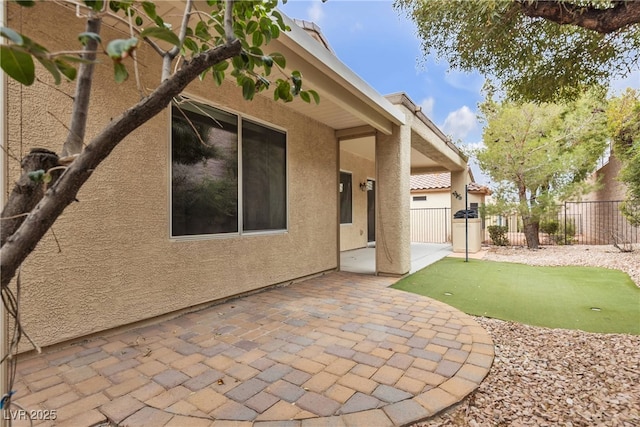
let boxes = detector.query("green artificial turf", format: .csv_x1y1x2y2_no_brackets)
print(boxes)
392,257,640,334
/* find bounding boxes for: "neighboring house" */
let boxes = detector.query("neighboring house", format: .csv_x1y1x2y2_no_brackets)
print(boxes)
2,2,470,349
409,171,491,243
579,148,639,244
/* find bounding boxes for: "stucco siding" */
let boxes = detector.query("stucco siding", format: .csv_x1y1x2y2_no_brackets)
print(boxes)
584,156,626,202
6,3,338,348
339,150,374,251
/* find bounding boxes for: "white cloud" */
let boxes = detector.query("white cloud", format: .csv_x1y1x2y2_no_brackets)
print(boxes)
444,70,485,94
351,21,364,33
307,2,325,23
419,97,435,116
441,106,479,142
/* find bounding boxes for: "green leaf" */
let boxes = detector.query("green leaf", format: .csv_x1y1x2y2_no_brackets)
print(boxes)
36,57,61,85
1,26,24,45
183,37,199,53
78,32,102,46
106,38,139,60
135,16,143,26
291,71,302,95
232,55,245,70
277,81,293,102
141,1,157,20
0,45,35,85
113,62,129,83
271,52,285,68
299,90,310,103
195,21,211,41
252,31,263,47
307,89,320,105
270,25,280,39
213,60,229,71
242,79,255,100
14,0,35,6
55,59,77,81
42,173,52,184
83,0,105,12
212,69,225,86
140,27,180,46
246,21,259,34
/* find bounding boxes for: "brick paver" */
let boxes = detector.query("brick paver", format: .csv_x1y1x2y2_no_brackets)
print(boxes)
11,272,493,425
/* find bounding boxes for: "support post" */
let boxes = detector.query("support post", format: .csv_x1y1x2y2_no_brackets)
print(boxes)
375,119,411,276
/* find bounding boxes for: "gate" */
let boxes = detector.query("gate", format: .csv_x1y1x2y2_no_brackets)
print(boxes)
410,207,451,243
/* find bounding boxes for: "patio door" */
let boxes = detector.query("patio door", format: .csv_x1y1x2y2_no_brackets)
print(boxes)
367,179,375,243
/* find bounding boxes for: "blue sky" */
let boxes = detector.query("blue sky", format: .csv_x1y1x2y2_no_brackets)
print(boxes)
279,0,488,182
279,0,639,186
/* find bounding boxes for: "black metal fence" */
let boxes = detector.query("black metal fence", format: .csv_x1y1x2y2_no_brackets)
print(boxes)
484,200,639,246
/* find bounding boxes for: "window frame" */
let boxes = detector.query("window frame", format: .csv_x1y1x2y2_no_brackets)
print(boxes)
339,170,353,225
169,96,289,240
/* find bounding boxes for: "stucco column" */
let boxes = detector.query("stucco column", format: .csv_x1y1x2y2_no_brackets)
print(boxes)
451,168,469,252
375,119,411,276
451,169,468,214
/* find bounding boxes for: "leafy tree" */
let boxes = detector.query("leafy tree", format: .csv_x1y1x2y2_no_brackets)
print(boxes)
0,0,320,292
395,0,640,102
607,88,640,226
476,89,609,248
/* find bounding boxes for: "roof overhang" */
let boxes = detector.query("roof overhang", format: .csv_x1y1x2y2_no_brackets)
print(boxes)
271,13,405,135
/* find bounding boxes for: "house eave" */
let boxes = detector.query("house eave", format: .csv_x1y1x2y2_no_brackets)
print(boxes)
274,13,406,135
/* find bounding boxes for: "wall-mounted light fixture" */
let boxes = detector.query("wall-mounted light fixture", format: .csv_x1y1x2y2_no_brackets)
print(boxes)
452,190,462,200
359,182,368,192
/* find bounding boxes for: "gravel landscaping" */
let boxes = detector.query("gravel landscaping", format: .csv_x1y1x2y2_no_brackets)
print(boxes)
415,245,640,427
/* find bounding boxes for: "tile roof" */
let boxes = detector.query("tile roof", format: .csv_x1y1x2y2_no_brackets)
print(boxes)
410,173,450,190
410,173,492,195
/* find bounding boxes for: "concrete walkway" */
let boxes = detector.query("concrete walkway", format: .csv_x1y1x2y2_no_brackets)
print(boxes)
11,272,493,426
340,243,453,275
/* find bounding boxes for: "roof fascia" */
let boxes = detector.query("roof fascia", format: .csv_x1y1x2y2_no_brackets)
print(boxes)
277,12,406,132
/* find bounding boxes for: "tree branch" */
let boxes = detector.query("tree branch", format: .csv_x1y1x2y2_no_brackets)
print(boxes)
516,0,640,34
224,0,235,42
162,0,193,81
0,39,242,289
61,16,102,157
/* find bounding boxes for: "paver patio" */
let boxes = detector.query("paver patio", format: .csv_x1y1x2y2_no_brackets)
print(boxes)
10,272,494,426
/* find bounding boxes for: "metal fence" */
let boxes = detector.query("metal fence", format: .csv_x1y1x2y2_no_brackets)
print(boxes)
410,207,451,243
484,200,639,246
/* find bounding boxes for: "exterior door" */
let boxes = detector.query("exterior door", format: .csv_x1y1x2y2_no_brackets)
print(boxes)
367,179,375,242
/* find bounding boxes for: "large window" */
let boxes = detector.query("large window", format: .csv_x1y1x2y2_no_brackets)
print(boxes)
171,100,287,237
339,171,352,224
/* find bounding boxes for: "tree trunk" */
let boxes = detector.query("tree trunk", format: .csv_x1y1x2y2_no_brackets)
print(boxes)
0,149,60,247
0,39,242,289
522,216,540,249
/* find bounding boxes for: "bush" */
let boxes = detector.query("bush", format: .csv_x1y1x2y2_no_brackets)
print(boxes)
540,219,559,235
488,225,510,246
545,219,577,245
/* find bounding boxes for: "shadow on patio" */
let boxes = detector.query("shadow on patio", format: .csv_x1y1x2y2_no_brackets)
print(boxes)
11,271,493,426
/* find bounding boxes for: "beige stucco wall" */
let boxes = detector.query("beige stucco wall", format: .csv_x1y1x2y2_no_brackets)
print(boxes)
410,190,450,209
584,156,626,202
409,189,487,244
339,150,375,251
5,3,338,349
